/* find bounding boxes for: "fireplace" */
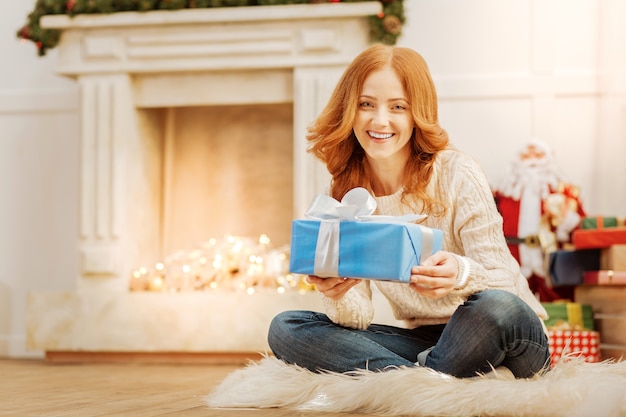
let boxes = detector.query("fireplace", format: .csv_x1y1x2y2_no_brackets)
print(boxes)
27,3,395,358
47,3,384,288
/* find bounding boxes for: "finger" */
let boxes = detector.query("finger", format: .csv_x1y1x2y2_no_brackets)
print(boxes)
308,276,346,285
412,263,449,278
409,282,435,294
409,282,446,299
323,278,360,298
306,276,338,294
330,278,358,290
410,270,440,285
411,273,455,291
344,278,361,288
417,279,439,289
414,266,445,278
415,262,457,279
420,251,447,267
306,275,325,286
333,278,361,295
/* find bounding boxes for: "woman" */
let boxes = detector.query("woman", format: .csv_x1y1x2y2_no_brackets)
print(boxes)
268,44,550,379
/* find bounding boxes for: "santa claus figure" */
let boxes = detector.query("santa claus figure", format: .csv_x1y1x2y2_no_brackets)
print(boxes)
494,139,586,301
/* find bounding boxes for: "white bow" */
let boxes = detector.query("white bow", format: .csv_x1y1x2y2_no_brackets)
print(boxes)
305,187,426,223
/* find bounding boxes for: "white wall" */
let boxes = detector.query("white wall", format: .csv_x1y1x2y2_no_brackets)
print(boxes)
2,0,625,358
399,0,626,215
1,2,80,357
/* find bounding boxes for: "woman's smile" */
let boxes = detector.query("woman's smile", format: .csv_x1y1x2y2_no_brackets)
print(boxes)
368,131,394,140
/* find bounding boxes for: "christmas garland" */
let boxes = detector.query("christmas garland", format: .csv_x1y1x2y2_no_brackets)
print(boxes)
17,0,405,56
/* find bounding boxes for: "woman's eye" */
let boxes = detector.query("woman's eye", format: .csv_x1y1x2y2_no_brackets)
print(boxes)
359,101,373,108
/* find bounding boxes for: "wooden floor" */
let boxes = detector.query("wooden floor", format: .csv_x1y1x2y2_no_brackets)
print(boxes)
0,359,371,417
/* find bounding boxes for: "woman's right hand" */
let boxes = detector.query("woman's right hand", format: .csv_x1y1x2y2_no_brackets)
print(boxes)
306,276,361,300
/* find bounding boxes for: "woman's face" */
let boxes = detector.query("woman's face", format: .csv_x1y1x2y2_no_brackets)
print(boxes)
353,65,414,166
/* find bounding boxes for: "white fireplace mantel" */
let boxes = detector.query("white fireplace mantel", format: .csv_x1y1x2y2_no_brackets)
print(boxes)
28,3,388,356
42,3,382,75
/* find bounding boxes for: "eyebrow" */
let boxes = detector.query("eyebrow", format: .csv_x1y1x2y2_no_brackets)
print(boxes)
359,95,408,101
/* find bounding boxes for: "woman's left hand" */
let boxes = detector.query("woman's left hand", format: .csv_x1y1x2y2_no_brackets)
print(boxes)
409,251,459,299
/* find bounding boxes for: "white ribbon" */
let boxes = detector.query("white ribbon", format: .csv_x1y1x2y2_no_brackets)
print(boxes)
313,221,341,277
304,188,429,278
305,187,377,221
416,225,434,266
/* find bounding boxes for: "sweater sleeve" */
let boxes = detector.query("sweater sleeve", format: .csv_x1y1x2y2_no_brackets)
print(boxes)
441,152,524,296
320,280,375,330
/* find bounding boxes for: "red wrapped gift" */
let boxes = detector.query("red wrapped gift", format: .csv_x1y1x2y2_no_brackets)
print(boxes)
548,329,601,367
572,228,626,249
584,270,626,285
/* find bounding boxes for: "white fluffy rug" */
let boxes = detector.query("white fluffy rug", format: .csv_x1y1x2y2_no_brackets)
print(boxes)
205,355,626,417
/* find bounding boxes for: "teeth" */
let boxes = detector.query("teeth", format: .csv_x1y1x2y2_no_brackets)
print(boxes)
369,131,393,139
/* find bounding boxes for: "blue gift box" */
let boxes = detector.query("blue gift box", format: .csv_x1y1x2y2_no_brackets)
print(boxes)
548,249,600,286
289,219,443,282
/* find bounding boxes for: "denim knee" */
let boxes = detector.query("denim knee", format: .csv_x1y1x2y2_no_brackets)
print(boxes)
267,310,307,355
469,289,538,329
267,310,291,349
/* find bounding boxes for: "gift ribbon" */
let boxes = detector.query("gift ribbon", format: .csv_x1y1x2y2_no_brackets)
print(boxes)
305,188,430,278
565,302,584,329
313,221,341,277
305,187,378,221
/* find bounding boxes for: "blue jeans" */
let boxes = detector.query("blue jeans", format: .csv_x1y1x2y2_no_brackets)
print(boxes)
267,289,550,378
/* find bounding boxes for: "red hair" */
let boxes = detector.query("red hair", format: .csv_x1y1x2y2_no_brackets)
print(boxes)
307,44,449,216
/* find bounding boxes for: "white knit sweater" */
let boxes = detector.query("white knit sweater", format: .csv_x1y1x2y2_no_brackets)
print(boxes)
321,148,548,329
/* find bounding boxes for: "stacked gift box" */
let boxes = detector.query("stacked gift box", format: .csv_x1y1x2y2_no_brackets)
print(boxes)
569,216,626,361
548,248,600,287
549,216,626,287
541,301,601,367
573,216,626,249
572,216,626,285
583,244,626,285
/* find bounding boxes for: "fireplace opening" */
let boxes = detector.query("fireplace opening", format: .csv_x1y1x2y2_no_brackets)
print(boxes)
158,102,294,258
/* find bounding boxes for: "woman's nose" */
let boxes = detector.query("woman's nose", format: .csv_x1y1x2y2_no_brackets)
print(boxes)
372,108,390,126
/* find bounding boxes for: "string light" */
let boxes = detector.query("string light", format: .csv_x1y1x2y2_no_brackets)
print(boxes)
129,234,315,294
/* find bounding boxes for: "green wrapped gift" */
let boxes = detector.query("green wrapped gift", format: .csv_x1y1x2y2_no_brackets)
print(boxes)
541,302,594,330
581,216,625,229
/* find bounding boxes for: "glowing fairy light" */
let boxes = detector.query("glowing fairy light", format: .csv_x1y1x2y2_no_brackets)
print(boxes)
213,254,223,269
128,234,311,294
259,234,270,245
